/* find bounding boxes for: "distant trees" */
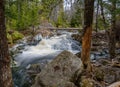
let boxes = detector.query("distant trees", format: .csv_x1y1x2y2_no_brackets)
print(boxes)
5,0,40,30
0,0,13,87
64,0,84,27
81,0,94,71
5,0,120,31
41,0,63,18
95,0,100,32
100,0,119,59
5,0,66,30
99,0,107,29
70,0,84,27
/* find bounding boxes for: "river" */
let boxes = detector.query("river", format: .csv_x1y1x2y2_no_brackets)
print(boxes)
11,31,82,87
11,30,109,87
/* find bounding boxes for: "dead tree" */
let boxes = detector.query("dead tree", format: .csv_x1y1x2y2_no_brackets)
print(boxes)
81,0,95,71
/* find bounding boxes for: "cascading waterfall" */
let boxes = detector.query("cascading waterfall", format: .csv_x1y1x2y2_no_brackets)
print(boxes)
13,31,81,67
11,31,81,87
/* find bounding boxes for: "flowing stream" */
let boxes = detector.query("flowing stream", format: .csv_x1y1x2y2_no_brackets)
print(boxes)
11,31,81,87
11,31,109,87
13,31,81,67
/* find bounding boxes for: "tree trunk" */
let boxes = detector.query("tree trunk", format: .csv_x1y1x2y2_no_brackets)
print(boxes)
0,0,13,87
109,1,116,59
100,0,107,29
81,0,94,71
95,0,99,32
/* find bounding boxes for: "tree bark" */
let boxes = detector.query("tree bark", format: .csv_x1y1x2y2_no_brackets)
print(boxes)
0,0,13,87
100,0,107,29
81,0,94,71
109,1,116,59
95,0,100,32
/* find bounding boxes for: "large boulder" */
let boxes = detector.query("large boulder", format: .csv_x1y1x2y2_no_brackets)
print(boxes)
32,50,83,87
108,81,120,87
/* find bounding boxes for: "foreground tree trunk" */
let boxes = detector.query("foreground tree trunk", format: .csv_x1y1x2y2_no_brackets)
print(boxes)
0,0,13,87
81,0,94,71
109,1,116,59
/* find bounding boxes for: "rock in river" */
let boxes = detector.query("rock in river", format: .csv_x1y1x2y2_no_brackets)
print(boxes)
32,50,83,87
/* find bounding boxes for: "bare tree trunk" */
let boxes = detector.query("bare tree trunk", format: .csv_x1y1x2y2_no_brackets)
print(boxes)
81,0,94,71
95,0,99,32
100,0,107,29
0,0,13,87
109,1,116,59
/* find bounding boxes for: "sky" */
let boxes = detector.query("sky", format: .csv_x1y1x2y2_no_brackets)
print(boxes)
64,0,75,10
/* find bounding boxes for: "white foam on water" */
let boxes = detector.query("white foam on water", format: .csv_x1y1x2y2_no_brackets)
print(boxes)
14,32,81,66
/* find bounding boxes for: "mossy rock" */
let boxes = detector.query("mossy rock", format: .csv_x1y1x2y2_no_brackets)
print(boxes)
81,76,94,87
7,33,13,44
94,67,104,81
12,31,24,42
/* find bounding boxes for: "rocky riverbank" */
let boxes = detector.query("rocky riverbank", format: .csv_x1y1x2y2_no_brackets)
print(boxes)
10,29,120,87
30,51,120,87
31,30,120,87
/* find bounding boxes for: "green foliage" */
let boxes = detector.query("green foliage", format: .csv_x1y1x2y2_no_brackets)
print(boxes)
5,0,40,30
70,9,82,27
70,16,80,27
7,33,13,44
40,0,69,27
12,31,24,42
55,11,66,27
7,31,24,44
100,0,120,22
5,0,66,30
40,0,63,18
92,0,120,30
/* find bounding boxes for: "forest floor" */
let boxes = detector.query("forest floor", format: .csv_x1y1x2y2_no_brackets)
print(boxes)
80,31,120,87
72,30,120,86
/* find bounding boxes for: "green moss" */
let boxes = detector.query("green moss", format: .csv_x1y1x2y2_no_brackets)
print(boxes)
12,31,24,42
7,33,13,44
81,76,94,87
